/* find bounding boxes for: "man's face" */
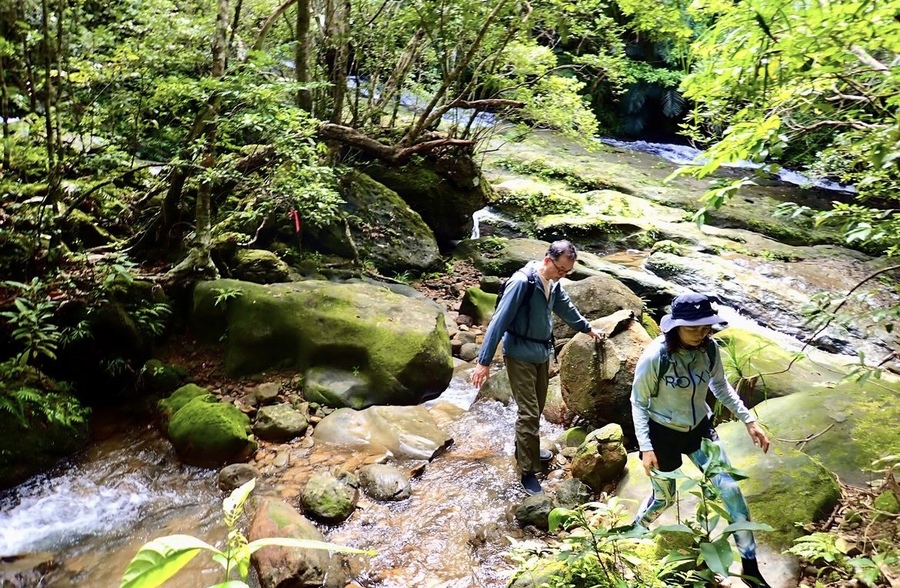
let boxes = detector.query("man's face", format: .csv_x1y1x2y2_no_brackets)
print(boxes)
547,256,574,278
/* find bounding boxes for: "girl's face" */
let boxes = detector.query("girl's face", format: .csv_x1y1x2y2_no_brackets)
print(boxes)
677,325,712,347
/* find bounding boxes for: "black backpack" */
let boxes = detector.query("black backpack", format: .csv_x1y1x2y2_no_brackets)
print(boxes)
494,267,551,347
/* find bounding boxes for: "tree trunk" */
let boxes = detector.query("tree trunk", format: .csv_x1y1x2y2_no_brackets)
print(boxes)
0,53,9,171
324,0,349,124
295,0,312,112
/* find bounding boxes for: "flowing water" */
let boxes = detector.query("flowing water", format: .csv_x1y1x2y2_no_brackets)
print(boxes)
0,379,560,588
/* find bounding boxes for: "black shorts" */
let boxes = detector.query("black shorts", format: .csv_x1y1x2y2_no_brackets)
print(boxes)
640,417,719,472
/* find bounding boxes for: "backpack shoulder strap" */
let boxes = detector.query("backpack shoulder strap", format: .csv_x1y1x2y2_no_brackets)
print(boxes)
655,347,670,390
706,338,718,367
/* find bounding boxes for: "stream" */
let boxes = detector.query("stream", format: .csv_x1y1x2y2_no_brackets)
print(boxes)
0,378,559,588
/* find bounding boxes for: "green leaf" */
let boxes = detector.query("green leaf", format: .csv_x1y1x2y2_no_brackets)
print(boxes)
652,523,694,534
722,521,774,534
699,538,733,577
206,582,250,588
120,535,219,588
548,507,576,532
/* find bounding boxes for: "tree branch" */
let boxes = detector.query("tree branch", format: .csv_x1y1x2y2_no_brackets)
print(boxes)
318,123,474,164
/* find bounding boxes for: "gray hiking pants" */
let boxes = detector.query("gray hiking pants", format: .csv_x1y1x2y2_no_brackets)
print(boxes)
506,356,550,475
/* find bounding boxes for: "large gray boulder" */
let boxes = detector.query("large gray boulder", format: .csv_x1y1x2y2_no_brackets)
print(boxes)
553,275,644,340
558,310,652,439
248,498,348,588
313,405,453,460
304,169,441,273
193,279,453,406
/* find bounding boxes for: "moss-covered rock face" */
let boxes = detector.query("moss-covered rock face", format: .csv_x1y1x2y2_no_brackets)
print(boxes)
571,423,628,493
193,279,453,406
715,420,841,550
361,154,490,249
751,380,900,487
304,170,441,273
166,396,257,467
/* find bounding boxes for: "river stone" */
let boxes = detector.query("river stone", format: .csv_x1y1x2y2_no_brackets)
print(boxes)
458,342,480,362
543,375,575,426
253,403,309,442
299,470,359,524
248,498,347,588
303,169,441,272
193,279,453,406
253,382,281,405
361,155,490,248
554,478,593,509
508,559,568,588
558,426,589,448
230,249,291,284
558,311,652,437
476,366,511,405
218,463,260,492
303,366,371,409
552,275,644,340
166,396,257,467
357,463,412,501
571,423,628,493
313,405,452,460
514,494,554,530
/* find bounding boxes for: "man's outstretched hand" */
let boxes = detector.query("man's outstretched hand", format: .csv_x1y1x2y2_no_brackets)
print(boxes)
587,327,605,342
471,364,490,389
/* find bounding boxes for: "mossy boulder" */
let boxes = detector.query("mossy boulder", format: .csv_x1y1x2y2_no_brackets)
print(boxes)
571,423,628,493
158,383,215,424
166,396,257,467
361,154,490,248
458,286,497,325
193,279,453,406
304,169,441,273
230,249,291,284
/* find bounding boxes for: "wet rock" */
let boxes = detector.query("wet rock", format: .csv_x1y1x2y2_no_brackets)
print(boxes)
458,286,496,326
558,311,651,436
0,552,60,588
476,366,511,405
157,384,214,425
299,470,359,524
253,382,281,405
253,403,309,442
248,498,347,588
554,478,593,510
313,405,452,460
514,494,554,530
458,342,480,362
357,464,412,501
553,274,644,341
218,463,260,491
303,366,371,410
543,375,575,426
571,424,628,493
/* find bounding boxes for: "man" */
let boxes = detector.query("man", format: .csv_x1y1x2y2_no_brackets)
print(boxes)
471,240,604,495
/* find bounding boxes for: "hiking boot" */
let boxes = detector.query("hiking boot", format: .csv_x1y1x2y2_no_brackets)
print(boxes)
539,448,553,461
520,473,543,495
740,557,772,588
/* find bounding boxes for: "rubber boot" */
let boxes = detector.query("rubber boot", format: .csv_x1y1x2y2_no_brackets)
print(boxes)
740,557,772,588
